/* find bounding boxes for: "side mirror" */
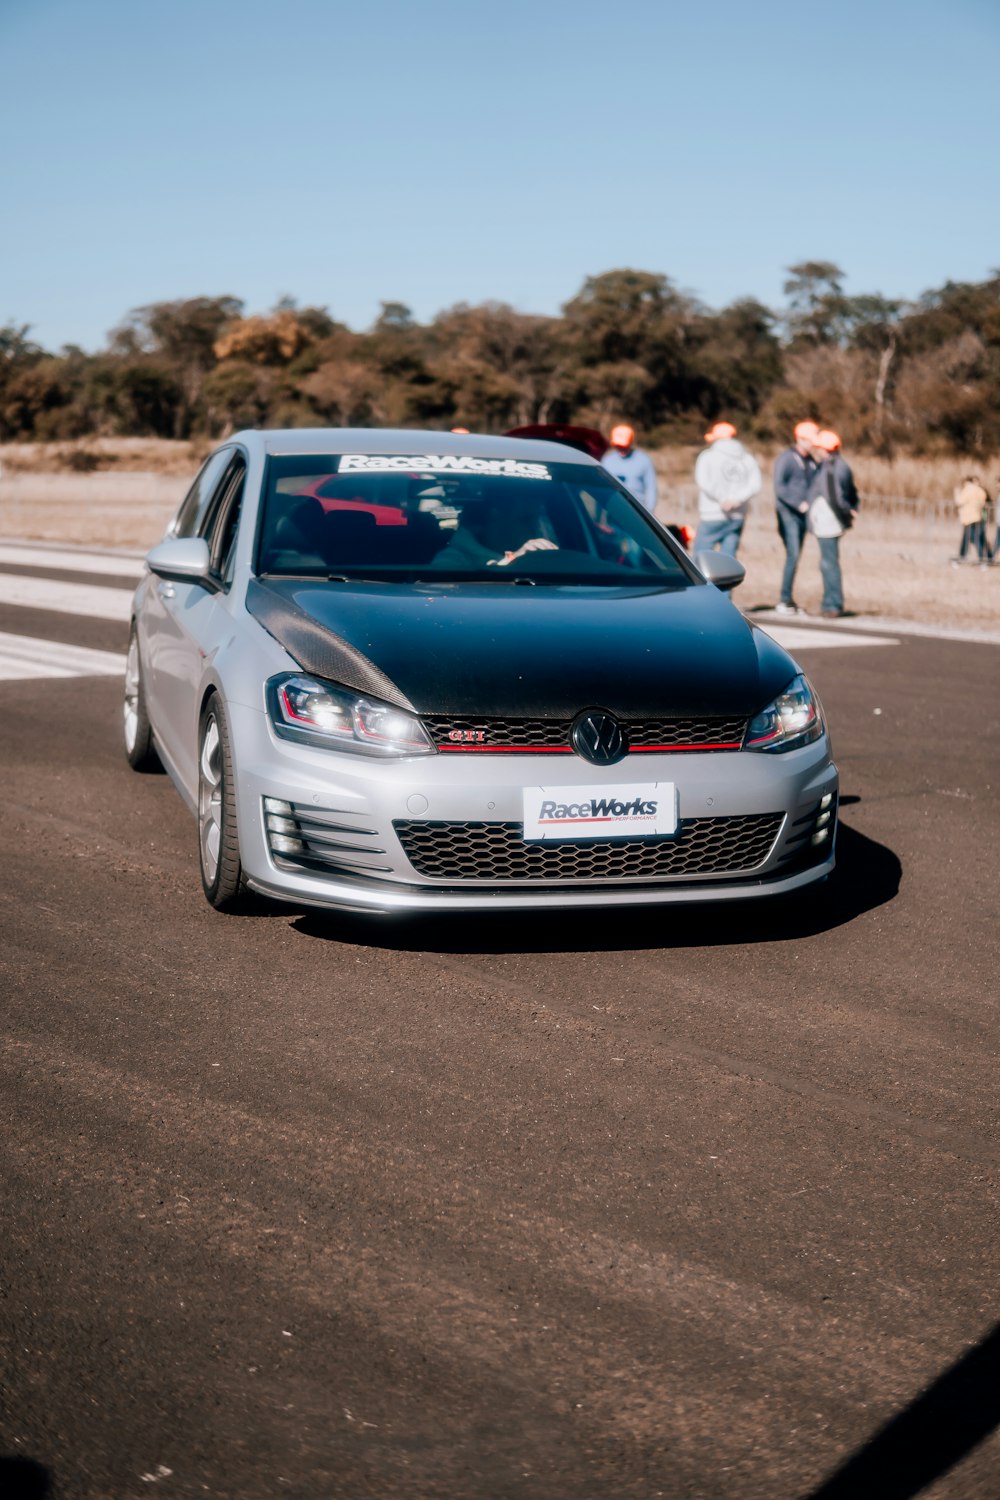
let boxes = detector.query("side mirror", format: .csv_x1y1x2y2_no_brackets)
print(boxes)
146,536,211,582
695,550,746,592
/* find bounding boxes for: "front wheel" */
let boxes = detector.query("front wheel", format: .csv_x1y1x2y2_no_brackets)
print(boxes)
198,693,247,911
123,626,160,771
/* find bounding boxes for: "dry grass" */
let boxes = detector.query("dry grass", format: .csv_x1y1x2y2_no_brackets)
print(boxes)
848,453,1000,503
0,437,207,477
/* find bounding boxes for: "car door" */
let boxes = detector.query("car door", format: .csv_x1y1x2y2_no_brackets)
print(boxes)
146,452,247,797
142,449,232,760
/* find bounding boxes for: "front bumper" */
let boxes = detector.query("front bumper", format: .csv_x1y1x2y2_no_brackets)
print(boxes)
227,701,838,913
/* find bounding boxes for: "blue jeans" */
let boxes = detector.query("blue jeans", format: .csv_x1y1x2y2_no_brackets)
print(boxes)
959,522,991,560
694,515,744,556
817,535,844,613
777,508,807,604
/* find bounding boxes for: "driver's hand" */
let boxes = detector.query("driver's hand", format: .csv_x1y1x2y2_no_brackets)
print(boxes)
496,538,558,565
515,537,558,556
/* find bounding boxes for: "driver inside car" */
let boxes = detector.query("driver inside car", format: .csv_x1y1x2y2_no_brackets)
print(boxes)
432,483,559,570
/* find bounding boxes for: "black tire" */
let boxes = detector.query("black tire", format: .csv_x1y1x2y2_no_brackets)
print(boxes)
197,692,247,911
123,626,160,771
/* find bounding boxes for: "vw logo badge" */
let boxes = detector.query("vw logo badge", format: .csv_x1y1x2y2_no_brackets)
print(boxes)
570,711,628,766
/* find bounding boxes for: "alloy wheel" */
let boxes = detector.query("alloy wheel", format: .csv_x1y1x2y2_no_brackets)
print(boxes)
199,715,223,884
123,634,140,754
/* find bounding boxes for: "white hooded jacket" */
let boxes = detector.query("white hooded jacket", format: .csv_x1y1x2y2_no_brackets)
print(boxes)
694,439,762,521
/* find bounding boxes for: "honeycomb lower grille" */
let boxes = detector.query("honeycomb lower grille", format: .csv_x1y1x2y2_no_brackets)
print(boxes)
424,715,748,752
393,814,784,883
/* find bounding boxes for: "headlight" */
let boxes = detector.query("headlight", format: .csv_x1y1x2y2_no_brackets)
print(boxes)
744,674,825,753
266,674,435,756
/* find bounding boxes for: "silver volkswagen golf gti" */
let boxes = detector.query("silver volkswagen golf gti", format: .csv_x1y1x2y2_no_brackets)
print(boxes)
124,429,838,914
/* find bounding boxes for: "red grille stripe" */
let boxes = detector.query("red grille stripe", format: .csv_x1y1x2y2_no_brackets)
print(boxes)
438,745,574,753
438,742,741,753
630,742,741,752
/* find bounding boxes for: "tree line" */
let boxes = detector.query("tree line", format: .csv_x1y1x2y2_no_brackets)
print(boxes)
3,262,999,454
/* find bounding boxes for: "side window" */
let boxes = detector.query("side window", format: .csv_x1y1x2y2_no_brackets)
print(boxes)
205,460,247,584
171,448,233,538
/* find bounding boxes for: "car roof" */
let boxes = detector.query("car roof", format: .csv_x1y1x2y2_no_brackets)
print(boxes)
232,428,601,466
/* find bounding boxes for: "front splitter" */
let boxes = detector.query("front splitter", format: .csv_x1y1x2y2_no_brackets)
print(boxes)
245,850,835,915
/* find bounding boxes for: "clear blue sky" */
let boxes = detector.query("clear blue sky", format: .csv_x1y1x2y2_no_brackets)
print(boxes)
2,0,998,351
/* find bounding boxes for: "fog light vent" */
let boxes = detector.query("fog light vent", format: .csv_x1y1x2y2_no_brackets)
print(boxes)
262,799,392,877
266,814,298,835
264,796,293,815
271,833,305,855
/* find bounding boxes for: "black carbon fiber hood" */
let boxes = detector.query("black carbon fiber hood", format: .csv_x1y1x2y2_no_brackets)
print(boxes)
246,577,798,719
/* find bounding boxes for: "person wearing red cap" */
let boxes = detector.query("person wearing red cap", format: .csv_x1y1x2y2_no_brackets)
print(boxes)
806,429,860,617
601,423,658,513
692,421,761,558
772,420,821,615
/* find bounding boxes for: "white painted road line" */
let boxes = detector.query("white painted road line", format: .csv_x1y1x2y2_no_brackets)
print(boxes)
0,573,133,621
0,631,125,681
759,625,898,650
0,544,144,578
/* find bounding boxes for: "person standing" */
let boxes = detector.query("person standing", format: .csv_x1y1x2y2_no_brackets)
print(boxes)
772,420,820,615
807,429,860,617
601,423,658,513
952,475,991,566
692,421,762,556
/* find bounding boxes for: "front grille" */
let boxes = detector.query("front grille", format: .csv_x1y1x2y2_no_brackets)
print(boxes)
424,715,748,752
393,814,784,883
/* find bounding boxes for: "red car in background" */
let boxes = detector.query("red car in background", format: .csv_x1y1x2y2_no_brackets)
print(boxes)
505,423,608,462
294,473,407,524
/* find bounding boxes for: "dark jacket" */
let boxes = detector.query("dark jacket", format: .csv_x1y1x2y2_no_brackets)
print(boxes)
807,455,860,517
432,525,500,570
773,447,817,517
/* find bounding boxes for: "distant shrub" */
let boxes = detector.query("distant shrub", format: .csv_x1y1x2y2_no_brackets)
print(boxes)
65,449,101,472
64,449,118,472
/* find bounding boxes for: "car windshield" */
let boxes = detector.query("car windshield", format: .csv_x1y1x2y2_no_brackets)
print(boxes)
256,453,695,586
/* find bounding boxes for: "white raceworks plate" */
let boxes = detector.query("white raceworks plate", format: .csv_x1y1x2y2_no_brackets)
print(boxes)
522,783,678,842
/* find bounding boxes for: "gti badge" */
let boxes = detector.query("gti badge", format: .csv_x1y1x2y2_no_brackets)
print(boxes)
448,728,487,743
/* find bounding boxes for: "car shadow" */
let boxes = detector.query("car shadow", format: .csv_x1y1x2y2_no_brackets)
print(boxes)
0,1457,52,1499
292,815,900,955
800,1320,1000,1499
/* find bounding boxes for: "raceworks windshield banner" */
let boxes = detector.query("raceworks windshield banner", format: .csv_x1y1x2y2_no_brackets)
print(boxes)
338,454,552,480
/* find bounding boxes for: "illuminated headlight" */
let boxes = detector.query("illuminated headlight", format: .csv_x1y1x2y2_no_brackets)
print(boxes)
266,674,435,757
745,674,825,753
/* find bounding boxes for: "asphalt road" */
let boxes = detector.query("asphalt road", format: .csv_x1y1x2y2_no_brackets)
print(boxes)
0,557,998,1500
